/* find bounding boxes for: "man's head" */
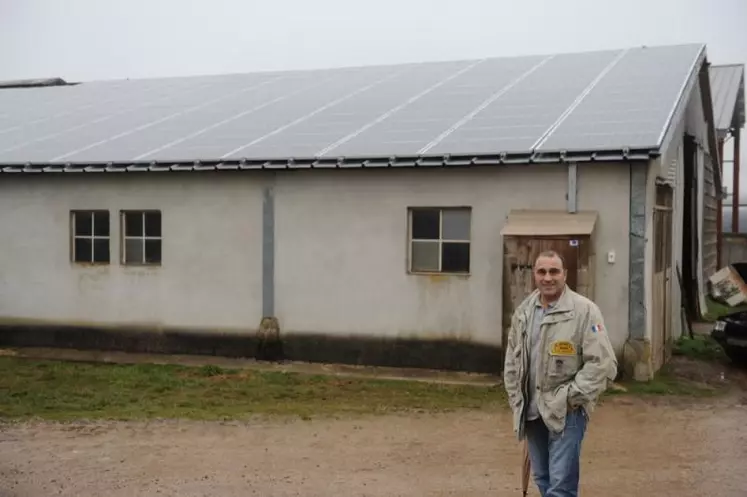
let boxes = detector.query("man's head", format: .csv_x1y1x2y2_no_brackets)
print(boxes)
533,250,567,302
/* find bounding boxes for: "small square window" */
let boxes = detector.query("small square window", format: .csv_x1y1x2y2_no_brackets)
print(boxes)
71,210,110,264
409,207,471,274
121,210,162,265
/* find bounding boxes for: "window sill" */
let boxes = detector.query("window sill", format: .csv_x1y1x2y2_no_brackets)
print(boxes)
408,270,471,278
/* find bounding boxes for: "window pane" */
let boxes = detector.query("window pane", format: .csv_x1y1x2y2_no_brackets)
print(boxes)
74,211,92,236
144,212,161,237
411,209,440,240
145,239,162,264
442,242,470,273
93,211,109,236
124,238,143,264
74,238,92,263
124,212,143,237
411,241,439,272
442,209,470,240
93,239,110,263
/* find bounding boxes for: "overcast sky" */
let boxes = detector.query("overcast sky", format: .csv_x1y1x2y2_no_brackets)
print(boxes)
1,0,746,191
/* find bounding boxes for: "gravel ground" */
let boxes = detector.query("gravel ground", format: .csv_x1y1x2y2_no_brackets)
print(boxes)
1,395,746,497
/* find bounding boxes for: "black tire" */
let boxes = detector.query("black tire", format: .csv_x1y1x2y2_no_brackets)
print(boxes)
724,345,747,367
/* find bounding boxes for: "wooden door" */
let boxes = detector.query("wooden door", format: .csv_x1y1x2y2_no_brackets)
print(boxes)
502,236,592,349
653,185,674,370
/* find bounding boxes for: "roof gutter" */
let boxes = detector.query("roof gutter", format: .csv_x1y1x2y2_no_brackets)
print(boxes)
0,148,658,174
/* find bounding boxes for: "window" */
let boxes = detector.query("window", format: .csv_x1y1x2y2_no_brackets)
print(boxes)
121,210,162,265
71,210,110,264
409,207,471,273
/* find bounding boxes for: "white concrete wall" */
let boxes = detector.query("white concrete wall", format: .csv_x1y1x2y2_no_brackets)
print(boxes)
576,164,631,354
0,163,632,355
274,164,630,353
0,173,264,331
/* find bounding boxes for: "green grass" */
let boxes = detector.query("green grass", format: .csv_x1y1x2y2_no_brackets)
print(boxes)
702,296,747,322
611,366,722,397
672,334,727,362
605,335,732,398
0,357,507,422
1,351,734,422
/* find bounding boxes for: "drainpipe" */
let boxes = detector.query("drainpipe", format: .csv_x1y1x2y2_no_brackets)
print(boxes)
567,162,577,213
734,127,741,233
717,138,724,266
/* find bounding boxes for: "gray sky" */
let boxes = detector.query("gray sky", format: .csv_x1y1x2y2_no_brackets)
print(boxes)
1,0,746,191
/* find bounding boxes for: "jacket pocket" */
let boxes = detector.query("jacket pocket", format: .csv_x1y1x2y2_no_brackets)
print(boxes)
546,354,579,387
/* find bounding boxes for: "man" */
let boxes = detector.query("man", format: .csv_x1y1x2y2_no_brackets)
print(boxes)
503,250,617,497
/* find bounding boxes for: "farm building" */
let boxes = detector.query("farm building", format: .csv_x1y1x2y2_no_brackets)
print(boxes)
0,43,726,380
710,64,746,265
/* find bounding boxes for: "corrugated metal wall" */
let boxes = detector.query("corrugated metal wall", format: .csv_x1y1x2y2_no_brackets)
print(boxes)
702,149,720,277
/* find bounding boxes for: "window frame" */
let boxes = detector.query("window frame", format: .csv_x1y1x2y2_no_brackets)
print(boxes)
70,209,111,265
120,209,163,266
407,206,472,275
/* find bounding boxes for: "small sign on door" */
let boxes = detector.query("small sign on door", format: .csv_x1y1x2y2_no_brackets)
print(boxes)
569,240,579,247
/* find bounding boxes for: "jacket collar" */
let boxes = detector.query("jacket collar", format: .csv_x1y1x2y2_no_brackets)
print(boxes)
529,285,574,314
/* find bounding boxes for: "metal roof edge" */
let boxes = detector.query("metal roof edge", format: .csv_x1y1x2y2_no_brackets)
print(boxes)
712,63,745,69
699,60,724,193
657,44,707,155
0,77,74,89
0,149,657,174
735,68,746,129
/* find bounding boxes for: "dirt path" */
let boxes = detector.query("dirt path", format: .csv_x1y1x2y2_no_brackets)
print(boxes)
1,396,746,497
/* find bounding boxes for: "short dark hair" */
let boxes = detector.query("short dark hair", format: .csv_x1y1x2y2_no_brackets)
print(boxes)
535,250,565,269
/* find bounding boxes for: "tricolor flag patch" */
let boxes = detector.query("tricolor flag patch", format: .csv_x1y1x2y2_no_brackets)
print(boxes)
591,323,604,333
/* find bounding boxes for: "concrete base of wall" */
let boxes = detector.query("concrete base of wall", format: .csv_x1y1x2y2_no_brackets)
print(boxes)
0,322,503,374
622,338,655,381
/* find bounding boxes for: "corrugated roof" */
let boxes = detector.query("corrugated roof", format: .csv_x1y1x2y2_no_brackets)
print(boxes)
500,210,598,236
709,64,745,134
0,43,706,172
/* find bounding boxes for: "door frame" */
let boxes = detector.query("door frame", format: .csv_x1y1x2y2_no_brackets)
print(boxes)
653,184,674,369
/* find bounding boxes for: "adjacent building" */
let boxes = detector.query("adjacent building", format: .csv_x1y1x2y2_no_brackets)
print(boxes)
710,64,746,266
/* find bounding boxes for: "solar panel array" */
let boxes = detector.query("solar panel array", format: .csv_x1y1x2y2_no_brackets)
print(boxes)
0,43,705,164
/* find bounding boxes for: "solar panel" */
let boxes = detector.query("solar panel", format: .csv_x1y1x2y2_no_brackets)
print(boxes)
536,44,705,152
0,43,705,164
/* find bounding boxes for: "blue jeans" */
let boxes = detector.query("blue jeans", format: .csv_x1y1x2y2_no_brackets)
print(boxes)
525,408,587,497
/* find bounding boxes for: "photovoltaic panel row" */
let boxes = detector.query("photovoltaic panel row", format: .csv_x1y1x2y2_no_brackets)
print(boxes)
220,60,475,160
174,64,420,161
0,74,224,130
425,49,624,156
537,44,704,152
0,75,248,158
0,78,235,161
316,55,546,158
62,73,323,162
45,74,290,162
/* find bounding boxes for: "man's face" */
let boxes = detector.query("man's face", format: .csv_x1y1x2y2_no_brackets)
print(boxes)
533,255,566,300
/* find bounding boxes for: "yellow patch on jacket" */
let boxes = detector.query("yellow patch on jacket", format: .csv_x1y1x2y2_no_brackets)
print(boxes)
550,341,576,356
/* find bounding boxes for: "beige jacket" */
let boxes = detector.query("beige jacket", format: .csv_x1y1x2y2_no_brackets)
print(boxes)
503,286,617,440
